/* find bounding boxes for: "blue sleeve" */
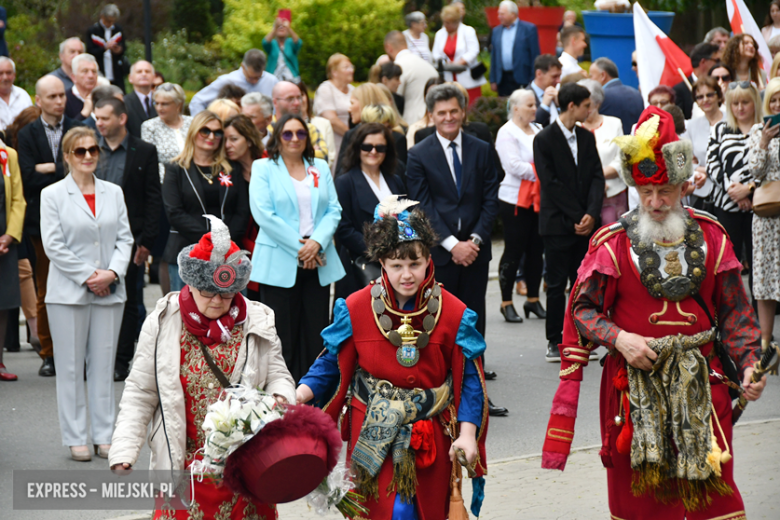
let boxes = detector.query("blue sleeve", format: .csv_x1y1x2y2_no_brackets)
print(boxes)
458,358,484,428
455,308,486,360
299,351,340,403
321,298,352,355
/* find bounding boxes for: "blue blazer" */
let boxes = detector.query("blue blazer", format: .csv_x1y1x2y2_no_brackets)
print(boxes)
489,21,540,86
599,79,645,136
249,157,345,288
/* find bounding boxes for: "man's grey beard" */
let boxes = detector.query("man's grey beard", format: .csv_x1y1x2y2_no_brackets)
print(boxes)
636,204,686,243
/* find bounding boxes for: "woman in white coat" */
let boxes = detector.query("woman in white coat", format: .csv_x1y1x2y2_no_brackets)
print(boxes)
39,127,134,462
432,5,486,107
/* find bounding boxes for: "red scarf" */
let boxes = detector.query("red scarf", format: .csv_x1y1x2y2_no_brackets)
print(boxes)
178,286,248,346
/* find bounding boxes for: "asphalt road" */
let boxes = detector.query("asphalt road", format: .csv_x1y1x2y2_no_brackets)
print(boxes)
1,242,778,519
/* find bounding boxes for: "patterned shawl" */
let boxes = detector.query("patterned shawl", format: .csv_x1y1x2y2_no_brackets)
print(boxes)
627,328,732,510
351,369,453,502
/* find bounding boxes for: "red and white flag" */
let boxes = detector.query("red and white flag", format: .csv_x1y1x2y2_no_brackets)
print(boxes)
633,3,692,105
726,0,772,79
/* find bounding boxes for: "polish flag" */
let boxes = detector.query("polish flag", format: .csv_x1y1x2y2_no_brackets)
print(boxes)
633,3,692,106
727,0,772,79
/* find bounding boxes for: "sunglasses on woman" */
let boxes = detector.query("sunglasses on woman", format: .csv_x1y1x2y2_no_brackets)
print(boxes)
360,143,387,153
198,127,224,139
281,129,308,141
197,289,237,300
728,81,753,90
70,146,100,158
712,74,731,82
695,92,717,102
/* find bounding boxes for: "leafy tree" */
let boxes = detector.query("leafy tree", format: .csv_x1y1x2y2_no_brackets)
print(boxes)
173,0,217,41
218,0,404,85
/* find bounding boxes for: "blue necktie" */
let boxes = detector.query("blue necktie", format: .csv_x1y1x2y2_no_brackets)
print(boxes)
450,141,462,196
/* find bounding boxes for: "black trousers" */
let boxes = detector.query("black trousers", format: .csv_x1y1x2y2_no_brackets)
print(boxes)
436,259,489,338
497,73,524,97
498,201,544,301
714,208,753,295
258,267,329,382
115,248,140,372
543,234,589,344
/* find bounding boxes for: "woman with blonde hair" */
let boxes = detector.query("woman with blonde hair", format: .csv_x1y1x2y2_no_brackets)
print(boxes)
162,111,249,292
707,81,762,291
748,77,780,352
432,4,487,107
314,53,355,156
206,98,240,122
722,34,767,87
40,126,133,459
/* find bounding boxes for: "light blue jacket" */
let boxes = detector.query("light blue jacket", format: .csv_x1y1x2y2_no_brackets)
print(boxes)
249,157,345,288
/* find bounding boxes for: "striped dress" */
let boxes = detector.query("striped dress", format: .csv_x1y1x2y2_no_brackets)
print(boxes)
706,121,754,213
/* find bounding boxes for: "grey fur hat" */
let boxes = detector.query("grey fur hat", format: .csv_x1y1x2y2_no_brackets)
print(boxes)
177,215,252,294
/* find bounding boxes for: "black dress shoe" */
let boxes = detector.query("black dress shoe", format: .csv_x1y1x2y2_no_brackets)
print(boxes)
545,342,561,363
523,300,547,319
114,367,130,382
500,304,523,323
483,370,497,380
39,357,56,377
488,398,509,416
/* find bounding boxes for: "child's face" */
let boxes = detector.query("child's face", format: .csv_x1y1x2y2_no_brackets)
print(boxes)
380,254,430,300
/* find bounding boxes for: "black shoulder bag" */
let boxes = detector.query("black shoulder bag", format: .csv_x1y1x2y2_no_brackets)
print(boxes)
198,343,233,389
691,293,742,401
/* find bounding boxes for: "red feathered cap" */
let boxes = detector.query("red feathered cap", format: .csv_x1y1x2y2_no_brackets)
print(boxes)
189,232,241,261
615,105,692,188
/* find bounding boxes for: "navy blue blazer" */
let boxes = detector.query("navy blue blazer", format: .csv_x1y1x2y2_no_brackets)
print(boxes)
406,132,499,266
489,21,540,87
599,79,645,136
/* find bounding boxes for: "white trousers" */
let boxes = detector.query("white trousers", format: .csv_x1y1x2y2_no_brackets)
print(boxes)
47,302,124,446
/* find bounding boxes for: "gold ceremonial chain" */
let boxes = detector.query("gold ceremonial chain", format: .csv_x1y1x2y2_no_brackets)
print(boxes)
195,163,214,184
369,282,443,367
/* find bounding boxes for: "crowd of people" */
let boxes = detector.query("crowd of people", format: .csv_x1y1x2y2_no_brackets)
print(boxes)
0,1,775,519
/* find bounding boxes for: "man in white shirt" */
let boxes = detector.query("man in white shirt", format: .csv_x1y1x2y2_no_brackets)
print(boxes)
0,57,32,131
189,49,279,115
124,60,157,138
559,26,588,79
384,31,439,124
48,37,85,92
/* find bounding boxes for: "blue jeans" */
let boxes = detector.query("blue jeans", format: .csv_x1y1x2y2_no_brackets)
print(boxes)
168,264,185,292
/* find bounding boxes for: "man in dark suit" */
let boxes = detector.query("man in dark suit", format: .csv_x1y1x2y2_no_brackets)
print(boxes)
17,75,84,377
65,53,99,121
124,60,157,138
94,97,161,381
489,0,540,96
590,57,645,135
533,83,604,361
673,42,719,119
407,84,507,416
85,4,126,92
527,54,562,128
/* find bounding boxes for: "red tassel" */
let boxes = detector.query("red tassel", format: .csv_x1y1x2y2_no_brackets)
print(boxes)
613,366,628,392
616,391,633,455
410,420,437,468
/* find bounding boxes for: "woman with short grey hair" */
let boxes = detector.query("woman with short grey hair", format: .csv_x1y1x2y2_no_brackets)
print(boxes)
141,82,193,294
404,11,432,63
578,78,625,224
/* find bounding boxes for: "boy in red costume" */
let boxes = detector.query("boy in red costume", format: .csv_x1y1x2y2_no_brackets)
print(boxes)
541,107,767,520
297,196,488,520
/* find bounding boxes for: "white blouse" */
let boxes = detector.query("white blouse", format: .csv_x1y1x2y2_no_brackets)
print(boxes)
291,175,314,237
362,171,392,201
686,114,721,198
495,120,540,204
586,115,626,198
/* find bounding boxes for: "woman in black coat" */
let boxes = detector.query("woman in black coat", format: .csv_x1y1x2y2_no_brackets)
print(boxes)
162,111,249,292
334,123,405,299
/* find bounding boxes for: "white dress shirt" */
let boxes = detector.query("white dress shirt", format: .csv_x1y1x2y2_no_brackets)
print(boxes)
559,51,582,78
556,118,578,166
0,85,32,131
362,171,392,201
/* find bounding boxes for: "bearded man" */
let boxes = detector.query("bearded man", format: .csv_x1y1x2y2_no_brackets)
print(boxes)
541,106,767,520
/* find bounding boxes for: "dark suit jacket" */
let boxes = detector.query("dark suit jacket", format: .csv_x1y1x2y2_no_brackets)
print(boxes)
406,132,499,266
600,79,644,136
336,125,407,177
65,89,85,120
489,21,540,86
161,161,249,263
673,77,694,120
125,91,157,138
527,85,554,128
413,122,505,182
86,22,126,92
334,167,405,298
533,122,605,237
115,134,162,250
17,116,84,236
